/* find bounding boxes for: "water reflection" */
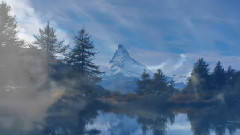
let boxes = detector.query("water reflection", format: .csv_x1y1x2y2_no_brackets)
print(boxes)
42,96,240,135
86,112,193,135
187,105,240,135
86,111,149,135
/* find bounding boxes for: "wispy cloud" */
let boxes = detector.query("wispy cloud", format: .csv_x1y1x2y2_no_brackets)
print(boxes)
6,0,70,44
5,0,240,75
6,0,44,42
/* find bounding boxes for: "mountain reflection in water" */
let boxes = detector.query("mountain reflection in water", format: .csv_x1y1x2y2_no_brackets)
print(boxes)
42,97,240,135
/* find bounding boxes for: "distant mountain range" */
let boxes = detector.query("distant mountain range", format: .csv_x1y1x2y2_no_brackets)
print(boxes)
100,44,187,93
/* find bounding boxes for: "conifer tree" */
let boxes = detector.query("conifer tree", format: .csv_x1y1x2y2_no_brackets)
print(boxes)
186,58,210,93
152,69,168,95
137,69,151,95
66,29,102,82
225,66,235,87
232,71,240,95
0,1,23,49
0,1,24,86
33,22,68,83
33,22,67,65
212,61,225,90
137,69,174,96
0,1,24,63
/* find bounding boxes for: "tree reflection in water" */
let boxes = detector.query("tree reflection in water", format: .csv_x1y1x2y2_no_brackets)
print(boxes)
43,96,240,135
187,104,240,135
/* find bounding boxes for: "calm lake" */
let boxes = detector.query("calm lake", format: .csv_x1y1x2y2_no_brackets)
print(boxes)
43,99,240,135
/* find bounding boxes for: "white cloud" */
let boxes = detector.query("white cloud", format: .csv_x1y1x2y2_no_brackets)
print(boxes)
146,53,191,76
148,62,167,71
5,0,69,44
6,0,240,76
6,0,44,42
135,48,240,76
173,54,187,71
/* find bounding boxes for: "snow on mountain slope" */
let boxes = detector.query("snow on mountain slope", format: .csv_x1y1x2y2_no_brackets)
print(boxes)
105,44,152,78
101,44,187,93
101,44,152,93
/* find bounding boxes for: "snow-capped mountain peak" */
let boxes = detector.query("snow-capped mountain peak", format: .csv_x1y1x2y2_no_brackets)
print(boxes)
101,44,186,93
105,44,151,77
109,44,130,64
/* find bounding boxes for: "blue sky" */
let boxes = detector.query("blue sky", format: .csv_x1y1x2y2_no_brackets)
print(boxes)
6,0,240,75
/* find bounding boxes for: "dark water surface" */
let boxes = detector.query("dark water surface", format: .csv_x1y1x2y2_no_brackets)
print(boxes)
43,98,240,135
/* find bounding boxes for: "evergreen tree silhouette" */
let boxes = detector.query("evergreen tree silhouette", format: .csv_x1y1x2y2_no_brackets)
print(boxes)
33,22,68,88
186,58,210,93
0,1,24,86
137,69,151,95
212,61,225,91
33,22,68,70
152,69,168,95
225,66,236,88
65,29,102,82
0,1,23,49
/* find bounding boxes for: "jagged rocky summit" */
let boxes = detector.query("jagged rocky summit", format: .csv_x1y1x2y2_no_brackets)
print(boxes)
101,44,151,93
100,44,187,93
105,44,152,77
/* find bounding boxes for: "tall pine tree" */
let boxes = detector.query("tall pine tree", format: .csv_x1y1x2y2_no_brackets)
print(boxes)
33,22,68,81
212,61,225,90
0,1,24,86
152,69,168,95
0,1,23,49
66,29,102,82
225,66,235,88
137,69,151,95
33,22,67,65
186,58,210,93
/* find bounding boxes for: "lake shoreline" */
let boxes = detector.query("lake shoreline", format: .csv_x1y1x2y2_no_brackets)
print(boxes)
97,93,230,108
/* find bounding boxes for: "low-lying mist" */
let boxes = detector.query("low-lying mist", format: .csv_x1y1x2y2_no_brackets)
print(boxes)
0,48,66,131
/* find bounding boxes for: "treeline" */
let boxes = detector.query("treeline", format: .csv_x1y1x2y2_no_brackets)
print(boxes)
136,69,175,98
184,58,240,99
137,57,240,103
0,2,102,97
